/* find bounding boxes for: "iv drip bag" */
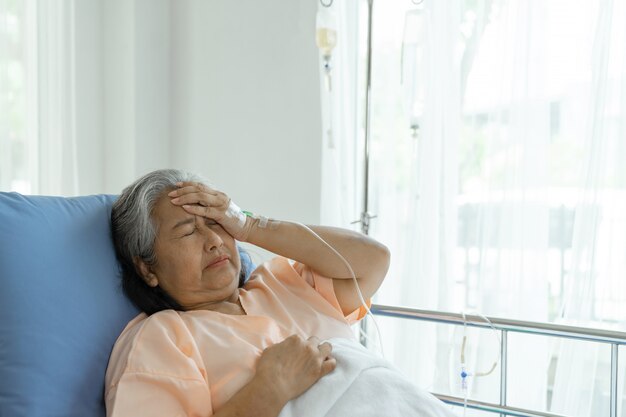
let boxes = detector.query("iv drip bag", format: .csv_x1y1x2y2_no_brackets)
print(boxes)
316,8,337,57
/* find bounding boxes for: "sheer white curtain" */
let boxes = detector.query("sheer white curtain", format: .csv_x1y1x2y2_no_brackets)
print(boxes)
36,0,80,195
550,1,626,415
369,0,463,395
322,0,626,415
1,0,88,195
0,0,38,194
0,0,171,196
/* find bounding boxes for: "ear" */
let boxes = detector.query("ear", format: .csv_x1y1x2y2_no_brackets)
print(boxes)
133,257,159,287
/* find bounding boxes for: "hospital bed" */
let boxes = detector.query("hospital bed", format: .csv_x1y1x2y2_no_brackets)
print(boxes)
371,305,626,417
1,191,625,417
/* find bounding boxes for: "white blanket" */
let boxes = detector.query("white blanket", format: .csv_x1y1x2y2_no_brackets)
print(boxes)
279,338,456,417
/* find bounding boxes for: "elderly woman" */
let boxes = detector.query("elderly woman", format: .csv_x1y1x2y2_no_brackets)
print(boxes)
104,169,391,416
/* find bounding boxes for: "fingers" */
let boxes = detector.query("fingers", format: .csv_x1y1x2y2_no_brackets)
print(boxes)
306,336,320,346
316,340,336,376
258,335,336,401
170,191,224,207
306,336,335,378
167,182,250,240
320,357,337,376
168,183,222,208
168,183,230,215
317,341,333,359
168,182,219,197
306,336,333,357
306,336,332,354
179,204,221,219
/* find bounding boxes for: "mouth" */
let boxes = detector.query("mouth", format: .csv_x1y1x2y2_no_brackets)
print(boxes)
205,255,230,269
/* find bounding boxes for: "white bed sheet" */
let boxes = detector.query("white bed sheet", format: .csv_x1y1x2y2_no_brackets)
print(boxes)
279,337,456,417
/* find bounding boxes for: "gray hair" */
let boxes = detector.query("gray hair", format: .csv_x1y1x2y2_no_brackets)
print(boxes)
111,169,215,314
112,168,207,267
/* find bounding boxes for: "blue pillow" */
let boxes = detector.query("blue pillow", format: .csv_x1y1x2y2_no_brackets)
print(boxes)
0,192,256,417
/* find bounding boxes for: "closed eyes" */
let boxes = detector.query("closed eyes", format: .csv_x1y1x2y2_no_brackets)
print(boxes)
181,220,219,238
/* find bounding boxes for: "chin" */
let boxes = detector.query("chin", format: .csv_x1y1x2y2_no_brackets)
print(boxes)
206,269,239,291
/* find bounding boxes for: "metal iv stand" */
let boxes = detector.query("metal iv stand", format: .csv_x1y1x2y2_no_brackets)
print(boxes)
354,0,376,347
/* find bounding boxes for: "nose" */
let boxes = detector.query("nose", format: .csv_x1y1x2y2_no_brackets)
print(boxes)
200,225,224,251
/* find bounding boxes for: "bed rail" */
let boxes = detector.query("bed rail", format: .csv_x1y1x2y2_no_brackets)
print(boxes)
371,304,626,417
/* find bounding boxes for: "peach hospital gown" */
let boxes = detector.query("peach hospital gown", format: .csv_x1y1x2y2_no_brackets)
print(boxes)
105,257,367,416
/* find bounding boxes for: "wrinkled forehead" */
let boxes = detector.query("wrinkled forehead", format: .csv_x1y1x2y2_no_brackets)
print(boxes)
151,193,192,233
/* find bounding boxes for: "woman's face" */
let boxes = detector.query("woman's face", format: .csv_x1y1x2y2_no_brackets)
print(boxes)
142,193,242,310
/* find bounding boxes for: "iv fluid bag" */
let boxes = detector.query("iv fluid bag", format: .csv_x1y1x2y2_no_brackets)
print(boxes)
316,8,338,56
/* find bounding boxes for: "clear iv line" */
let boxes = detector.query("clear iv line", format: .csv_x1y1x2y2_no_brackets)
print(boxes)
460,311,501,416
298,222,385,357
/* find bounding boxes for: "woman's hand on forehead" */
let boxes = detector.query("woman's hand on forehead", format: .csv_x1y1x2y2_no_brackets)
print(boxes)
168,182,252,241
169,182,225,209
169,182,219,198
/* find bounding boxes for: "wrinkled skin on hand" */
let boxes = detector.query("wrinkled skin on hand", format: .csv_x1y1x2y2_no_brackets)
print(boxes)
256,335,336,403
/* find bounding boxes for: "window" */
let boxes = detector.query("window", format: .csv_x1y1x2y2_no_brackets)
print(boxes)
360,1,626,415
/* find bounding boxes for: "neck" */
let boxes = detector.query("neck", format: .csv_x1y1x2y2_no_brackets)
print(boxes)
186,291,245,315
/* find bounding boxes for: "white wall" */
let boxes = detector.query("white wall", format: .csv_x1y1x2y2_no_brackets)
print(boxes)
96,0,322,228
74,0,103,193
169,1,322,225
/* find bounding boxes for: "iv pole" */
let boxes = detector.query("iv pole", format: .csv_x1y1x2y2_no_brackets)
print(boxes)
320,0,376,346
357,0,375,236
356,0,375,346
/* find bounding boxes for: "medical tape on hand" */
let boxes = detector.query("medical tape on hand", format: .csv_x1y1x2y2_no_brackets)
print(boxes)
226,200,247,230
243,211,279,230
258,216,269,228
